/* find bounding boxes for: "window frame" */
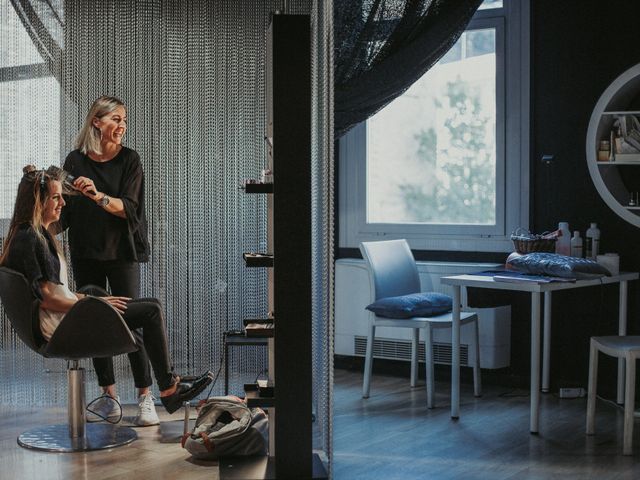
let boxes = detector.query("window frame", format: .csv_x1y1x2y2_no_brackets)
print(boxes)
339,0,529,253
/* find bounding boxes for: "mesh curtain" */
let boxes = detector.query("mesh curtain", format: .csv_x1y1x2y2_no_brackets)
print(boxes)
1,1,334,462
334,0,483,137
311,0,334,464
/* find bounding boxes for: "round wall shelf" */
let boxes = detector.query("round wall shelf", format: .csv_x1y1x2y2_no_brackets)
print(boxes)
587,63,640,228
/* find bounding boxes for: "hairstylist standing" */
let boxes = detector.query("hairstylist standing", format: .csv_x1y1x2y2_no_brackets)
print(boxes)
63,96,156,426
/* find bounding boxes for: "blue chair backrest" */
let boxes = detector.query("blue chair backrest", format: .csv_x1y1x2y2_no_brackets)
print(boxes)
359,239,421,301
0,266,46,354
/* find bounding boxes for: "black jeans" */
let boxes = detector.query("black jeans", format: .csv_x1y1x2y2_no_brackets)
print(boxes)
73,259,153,388
119,298,176,391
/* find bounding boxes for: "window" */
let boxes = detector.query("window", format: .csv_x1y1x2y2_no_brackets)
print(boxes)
339,0,529,252
367,27,497,226
0,0,60,220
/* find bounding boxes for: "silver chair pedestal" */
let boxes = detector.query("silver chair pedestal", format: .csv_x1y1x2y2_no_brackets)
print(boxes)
17,364,137,452
18,423,137,452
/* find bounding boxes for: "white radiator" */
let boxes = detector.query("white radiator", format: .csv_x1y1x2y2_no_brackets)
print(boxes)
335,258,511,369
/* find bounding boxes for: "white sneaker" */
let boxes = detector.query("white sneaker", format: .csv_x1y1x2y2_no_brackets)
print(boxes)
134,392,160,426
86,394,121,423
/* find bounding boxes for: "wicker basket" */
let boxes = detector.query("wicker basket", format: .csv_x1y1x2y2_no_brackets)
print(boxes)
510,229,557,254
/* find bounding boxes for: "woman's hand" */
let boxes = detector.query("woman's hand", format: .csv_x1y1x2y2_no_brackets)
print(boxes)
72,175,127,218
103,296,131,314
72,176,99,200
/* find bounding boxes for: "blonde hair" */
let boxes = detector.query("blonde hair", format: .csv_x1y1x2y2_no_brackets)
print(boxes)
74,96,126,155
0,165,65,264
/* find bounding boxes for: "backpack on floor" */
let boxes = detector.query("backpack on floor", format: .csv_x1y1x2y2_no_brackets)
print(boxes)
182,395,268,460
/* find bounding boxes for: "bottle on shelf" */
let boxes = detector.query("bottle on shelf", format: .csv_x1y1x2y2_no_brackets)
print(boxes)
585,223,601,259
260,168,273,184
598,140,610,162
555,222,571,256
570,231,583,258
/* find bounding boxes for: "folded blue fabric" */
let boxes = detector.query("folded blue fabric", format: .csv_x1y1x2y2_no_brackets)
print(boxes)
366,292,453,319
507,252,611,279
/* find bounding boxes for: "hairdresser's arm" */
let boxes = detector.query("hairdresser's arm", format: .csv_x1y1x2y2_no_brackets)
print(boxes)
73,176,126,219
93,191,126,219
39,281,129,314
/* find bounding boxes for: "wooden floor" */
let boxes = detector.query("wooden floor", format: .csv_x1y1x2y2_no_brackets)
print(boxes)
3,368,640,479
333,368,640,480
0,404,218,480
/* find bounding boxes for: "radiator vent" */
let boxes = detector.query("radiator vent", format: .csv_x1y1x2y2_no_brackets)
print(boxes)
354,336,469,366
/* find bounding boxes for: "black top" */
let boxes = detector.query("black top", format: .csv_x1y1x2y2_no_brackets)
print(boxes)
62,147,150,262
3,224,61,300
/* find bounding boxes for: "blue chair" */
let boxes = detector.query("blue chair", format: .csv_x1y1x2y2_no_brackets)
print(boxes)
359,239,481,408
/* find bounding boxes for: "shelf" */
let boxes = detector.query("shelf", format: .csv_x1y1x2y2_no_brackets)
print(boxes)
245,323,274,337
224,334,268,346
602,111,640,115
587,63,640,229
598,161,640,165
244,383,275,408
243,317,275,326
243,183,273,194
243,253,274,267
626,206,640,210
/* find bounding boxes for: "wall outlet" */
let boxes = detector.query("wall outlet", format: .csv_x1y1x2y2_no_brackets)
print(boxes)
559,387,586,399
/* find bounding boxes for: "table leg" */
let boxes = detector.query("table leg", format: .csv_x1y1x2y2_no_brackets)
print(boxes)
531,291,541,434
451,285,461,420
542,291,552,393
224,341,229,395
617,280,628,405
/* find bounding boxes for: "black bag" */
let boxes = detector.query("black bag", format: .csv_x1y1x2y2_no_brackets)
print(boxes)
182,396,268,460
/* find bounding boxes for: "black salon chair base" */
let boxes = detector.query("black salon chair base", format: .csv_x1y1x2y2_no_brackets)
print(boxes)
0,267,140,453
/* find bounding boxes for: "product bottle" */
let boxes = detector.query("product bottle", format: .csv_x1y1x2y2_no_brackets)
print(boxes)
585,223,601,259
570,231,583,258
555,222,571,256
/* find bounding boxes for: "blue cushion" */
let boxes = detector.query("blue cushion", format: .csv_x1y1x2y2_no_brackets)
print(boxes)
507,252,611,279
366,292,453,319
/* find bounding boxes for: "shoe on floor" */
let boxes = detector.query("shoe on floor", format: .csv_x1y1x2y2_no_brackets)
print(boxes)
86,394,121,423
134,392,160,426
161,374,213,414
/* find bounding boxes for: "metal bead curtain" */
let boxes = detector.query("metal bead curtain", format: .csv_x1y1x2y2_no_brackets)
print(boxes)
1,0,333,462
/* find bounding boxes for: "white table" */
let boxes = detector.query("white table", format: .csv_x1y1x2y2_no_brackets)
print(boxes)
441,272,639,433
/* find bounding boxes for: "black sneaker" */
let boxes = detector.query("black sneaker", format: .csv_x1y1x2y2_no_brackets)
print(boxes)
160,372,213,414
179,370,214,384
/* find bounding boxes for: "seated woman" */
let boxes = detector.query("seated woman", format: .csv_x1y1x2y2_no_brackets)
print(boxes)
0,165,210,414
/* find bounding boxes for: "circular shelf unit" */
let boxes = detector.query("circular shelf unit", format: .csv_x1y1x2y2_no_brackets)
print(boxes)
587,63,640,228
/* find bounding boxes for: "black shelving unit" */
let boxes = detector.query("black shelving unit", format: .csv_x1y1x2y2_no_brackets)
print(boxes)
243,253,274,268
220,13,325,480
244,384,275,408
243,183,274,194
243,318,275,326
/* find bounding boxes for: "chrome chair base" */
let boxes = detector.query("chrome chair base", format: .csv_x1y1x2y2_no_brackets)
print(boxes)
17,423,137,452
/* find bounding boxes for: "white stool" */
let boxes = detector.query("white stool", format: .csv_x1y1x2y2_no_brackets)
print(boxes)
586,335,640,455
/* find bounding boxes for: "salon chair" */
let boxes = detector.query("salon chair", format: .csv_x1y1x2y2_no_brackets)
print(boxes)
0,266,138,452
